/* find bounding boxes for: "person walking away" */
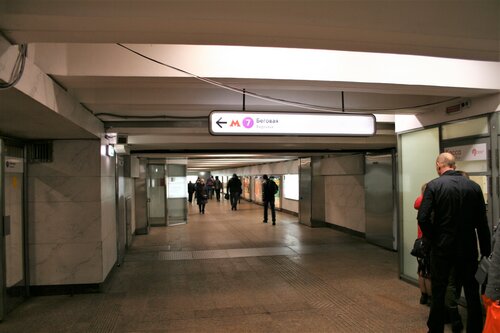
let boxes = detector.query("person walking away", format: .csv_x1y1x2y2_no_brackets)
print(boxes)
206,176,214,199
214,176,222,201
187,180,195,203
227,173,242,210
262,174,278,225
414,183,432,306
417,152,491,333
195,178,208,214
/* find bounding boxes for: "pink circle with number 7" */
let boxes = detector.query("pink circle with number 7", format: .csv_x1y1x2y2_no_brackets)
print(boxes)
243,117,254,128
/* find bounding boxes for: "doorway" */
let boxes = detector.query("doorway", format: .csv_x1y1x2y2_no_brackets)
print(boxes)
0,140,28,320
147,164,166,226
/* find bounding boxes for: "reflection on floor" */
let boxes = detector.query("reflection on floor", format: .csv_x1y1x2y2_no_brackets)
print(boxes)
1,199,449,332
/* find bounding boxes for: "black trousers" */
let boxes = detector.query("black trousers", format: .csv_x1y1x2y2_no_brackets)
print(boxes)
263,199,276,222
428,254,482,333
230,192,240,209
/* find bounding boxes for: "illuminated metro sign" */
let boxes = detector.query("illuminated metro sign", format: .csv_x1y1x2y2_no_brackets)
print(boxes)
209,111,376,136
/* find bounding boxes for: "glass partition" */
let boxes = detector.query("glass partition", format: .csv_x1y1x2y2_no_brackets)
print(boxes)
442,116,488,139
147,165,166,226
469,175,488,204
399,127,440,280
444,142,488,173
166,162,187,225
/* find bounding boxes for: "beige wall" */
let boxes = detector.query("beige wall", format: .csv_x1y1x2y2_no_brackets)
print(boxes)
314,154,366,233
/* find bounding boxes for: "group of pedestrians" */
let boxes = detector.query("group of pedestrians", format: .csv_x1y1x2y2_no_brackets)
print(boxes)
186,173,279,226
187,176,223,214
415,152,491,333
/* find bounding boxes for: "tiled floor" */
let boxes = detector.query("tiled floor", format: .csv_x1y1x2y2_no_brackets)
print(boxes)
0,199,459,332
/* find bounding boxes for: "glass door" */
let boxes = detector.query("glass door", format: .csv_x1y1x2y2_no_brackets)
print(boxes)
166,163,187,226
147,164,166,226
0,140,27,319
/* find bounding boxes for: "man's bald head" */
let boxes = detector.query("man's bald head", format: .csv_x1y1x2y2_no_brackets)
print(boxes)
436,152,456,175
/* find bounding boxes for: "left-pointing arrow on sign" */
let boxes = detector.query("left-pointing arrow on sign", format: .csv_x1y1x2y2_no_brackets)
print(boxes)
216,117,227,128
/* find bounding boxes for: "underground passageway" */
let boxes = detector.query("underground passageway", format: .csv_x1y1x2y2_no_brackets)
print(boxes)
0,199,438,332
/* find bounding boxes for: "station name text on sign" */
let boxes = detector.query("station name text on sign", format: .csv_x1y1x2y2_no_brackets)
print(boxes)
209,111,376,136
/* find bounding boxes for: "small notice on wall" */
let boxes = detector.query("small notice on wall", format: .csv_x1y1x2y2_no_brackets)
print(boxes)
5,157,23,173
444,143,487,162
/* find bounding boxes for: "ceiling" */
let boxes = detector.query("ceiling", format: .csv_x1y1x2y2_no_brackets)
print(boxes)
0,1,499,170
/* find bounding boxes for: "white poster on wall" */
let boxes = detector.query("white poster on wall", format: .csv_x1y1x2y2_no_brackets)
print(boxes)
444,143,487,162
168,177,187,198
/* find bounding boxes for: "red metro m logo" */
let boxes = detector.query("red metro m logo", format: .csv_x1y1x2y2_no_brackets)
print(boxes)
230,120,241,127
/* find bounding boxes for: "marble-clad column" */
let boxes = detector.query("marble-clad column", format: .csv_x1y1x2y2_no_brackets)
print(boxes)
28,140,116,285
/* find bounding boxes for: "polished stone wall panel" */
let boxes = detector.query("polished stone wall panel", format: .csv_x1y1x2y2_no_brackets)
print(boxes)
29,242,102,285
101,230,117,280
324,175,366,233
29,140,100,177
28,140,108,286
28,176,100,202
28,201,100,244
100,176,115,203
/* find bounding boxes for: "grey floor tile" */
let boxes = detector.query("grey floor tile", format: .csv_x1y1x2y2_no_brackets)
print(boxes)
0,200,437,333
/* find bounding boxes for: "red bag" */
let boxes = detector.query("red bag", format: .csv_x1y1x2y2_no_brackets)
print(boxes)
483,294,500,333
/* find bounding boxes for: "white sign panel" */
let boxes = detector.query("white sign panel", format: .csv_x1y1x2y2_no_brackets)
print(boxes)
444,143,487,162
5,157,23,173
167,177,187,198
209,111,376,136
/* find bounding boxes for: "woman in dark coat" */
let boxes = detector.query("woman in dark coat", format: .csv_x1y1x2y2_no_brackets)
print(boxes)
195,178,208,214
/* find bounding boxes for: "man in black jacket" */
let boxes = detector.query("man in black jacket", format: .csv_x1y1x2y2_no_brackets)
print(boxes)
418,152,491,333
227,173,242,210
262,174,277,225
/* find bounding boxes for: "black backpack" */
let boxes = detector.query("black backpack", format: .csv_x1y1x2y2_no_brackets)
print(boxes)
269,180,278,195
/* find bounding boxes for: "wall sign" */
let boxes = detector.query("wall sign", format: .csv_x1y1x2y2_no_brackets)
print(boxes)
444,143,487,162
5,157,23,173
209,111,376,136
